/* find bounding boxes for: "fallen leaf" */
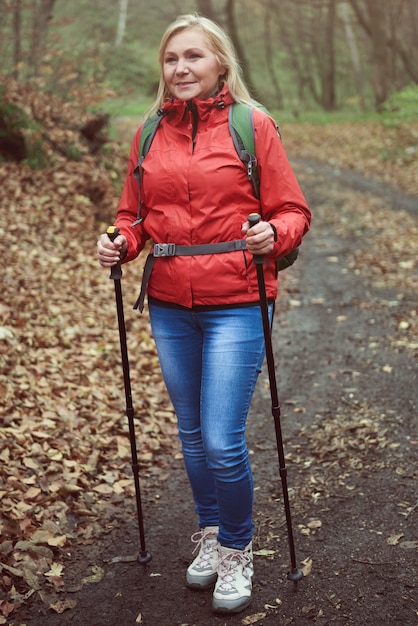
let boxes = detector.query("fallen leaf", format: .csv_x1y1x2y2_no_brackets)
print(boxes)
241,612,267,625
301,557,313,576
93,483,114,495
108,554,138,564
44,563,64,578
0,563,24,577
387,533,404,545
0,327,14,340
307,520,322,529
23,486,41,500
49,598,77,613
253,549,276,556
31,529,65,548
47,535,67,548
0,600,15,618
264,600,281,608
399,541,418,550
81,565,105,584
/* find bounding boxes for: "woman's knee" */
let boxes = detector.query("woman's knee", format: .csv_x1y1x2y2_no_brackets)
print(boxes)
205,439,249,477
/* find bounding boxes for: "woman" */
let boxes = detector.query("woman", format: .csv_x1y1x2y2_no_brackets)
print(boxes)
97,13,311,614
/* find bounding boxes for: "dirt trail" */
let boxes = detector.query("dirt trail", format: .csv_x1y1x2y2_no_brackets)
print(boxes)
21,158,418,626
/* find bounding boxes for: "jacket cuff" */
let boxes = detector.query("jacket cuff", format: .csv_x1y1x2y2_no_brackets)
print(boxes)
269,222,278,242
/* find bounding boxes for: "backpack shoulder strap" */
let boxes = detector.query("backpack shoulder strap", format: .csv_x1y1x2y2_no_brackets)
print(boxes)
132,112,166,226
229,101,274,199
229,102,256,158
229,101,281,200
140,112,164,158
229,102,299,272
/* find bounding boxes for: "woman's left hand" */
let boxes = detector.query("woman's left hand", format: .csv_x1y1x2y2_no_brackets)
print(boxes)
242,220,275,256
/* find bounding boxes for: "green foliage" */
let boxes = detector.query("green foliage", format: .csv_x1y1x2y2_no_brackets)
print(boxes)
380,85,418,126
65,143,82,161
274,86,418,126
24,133,51,169
273,108,371,125
104,41,160,98
0,89,50,167
96,96,151,118
3,1,417,119
0,94,32,133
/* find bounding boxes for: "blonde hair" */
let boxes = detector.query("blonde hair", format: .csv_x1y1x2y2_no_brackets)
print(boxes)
145,13,253,116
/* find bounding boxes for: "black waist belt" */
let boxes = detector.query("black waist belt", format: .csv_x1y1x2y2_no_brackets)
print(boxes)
133,239,247,312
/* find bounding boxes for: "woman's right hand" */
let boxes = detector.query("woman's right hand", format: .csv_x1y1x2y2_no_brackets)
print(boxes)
96,233,128,268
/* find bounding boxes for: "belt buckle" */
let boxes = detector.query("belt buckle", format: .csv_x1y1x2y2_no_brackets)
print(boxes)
153,243,176,257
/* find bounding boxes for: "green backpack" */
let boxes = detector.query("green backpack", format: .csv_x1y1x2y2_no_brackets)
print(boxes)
135,102,299,271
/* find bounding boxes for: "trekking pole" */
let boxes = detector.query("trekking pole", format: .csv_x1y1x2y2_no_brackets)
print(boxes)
106,226,152,564
247,214,302,589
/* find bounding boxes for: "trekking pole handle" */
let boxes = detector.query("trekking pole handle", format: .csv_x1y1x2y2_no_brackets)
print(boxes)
247,213,261,228
106,225,123,280
247,213,264,264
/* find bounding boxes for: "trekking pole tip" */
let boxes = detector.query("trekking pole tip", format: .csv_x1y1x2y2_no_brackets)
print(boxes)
138,550,152,565
287,566,303,590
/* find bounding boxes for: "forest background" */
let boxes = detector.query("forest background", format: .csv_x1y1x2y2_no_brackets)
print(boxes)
2,0,418,119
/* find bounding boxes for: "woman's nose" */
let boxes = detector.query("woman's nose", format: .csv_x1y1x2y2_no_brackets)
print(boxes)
175,59,189,74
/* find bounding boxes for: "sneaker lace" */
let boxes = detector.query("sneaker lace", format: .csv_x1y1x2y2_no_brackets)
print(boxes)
217,550,251,589
191,528,218,558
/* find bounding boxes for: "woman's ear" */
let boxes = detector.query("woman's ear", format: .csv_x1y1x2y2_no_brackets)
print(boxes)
219,66,227,80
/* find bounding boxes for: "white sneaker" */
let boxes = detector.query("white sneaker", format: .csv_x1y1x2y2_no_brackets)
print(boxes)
212,542,253,613
186,526,219,590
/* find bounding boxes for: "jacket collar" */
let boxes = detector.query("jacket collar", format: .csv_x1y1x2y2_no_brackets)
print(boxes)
160,84,235,123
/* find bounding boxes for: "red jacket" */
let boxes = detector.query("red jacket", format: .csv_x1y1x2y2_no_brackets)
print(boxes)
115,86,311,308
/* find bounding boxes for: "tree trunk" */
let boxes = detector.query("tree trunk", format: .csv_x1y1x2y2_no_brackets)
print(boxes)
263,0,284,107
322,0,337,110
13,0,23,80
339,1,365,109
195,0,218,22
365,0,390,109
224,0,257,97
115,0,129,47
348,0,390,110
277,3,314,107
29,0,57,77
392,0,418,84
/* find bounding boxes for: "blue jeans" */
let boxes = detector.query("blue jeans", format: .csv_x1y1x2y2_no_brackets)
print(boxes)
149,302,271,549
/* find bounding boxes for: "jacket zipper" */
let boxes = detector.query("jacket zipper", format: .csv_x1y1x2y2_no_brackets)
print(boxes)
186,101,199,152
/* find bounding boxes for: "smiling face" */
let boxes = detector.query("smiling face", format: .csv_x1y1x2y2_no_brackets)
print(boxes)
162,28,225,101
